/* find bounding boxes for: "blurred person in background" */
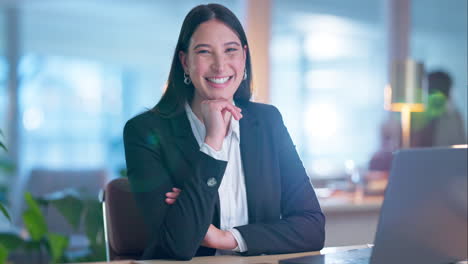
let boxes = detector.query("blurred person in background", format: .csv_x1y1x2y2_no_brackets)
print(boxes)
411,71,467,147
123,3,325,260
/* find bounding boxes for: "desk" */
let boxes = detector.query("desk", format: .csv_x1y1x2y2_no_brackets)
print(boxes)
79,245,369,264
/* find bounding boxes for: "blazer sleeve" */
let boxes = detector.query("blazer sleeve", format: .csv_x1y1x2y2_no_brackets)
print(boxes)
123,117,227,260
235,106,325,255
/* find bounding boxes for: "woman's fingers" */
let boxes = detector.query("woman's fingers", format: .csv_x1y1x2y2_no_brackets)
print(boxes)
165,188,182,205
222,104,242,120
215,101,243,121
222,102,242,118
202,100,242,120
165,192,179,198
165,198,176,205
228,106,243,120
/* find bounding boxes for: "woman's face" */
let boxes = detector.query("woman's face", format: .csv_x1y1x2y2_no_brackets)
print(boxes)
179,19,246,103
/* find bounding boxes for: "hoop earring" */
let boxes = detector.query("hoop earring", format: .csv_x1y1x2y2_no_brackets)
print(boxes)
183,72,191,85
243,69,247,80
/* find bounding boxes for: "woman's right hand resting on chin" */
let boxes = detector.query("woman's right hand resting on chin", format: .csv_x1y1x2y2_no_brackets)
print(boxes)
200,99,242,151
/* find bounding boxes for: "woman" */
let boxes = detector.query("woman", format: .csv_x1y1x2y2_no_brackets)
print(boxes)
123,3,325,260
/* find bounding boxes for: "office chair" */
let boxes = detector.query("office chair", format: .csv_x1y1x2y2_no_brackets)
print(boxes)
100,177,149,261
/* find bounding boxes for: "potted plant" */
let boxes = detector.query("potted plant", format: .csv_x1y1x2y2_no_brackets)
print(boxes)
0,129,105,263
0,130,68,263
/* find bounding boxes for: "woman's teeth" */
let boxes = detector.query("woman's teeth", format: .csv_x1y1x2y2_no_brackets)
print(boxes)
207,76,230,84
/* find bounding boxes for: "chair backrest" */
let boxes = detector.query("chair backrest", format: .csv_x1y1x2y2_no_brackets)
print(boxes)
103,177,149,260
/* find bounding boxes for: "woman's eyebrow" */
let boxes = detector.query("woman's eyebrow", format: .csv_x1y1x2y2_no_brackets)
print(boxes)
225,41,240,46
193,41,240,50
193,43,211,50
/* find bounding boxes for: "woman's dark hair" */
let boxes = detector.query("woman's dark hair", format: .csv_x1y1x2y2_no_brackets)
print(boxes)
153,4,252,116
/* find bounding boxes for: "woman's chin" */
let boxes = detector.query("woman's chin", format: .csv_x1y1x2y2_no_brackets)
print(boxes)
206,94,234,101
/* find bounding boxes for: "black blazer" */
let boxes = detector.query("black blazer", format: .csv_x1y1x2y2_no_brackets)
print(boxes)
123,101,325,260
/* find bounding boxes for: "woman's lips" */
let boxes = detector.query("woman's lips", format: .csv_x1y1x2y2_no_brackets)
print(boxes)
205,76,233,88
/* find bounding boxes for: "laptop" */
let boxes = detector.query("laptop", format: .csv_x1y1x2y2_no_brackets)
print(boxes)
280,147,468,264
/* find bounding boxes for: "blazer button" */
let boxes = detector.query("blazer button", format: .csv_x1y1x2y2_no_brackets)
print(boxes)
207,177,217,187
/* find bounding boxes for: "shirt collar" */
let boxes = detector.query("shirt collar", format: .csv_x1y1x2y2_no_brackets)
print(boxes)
230,112,240,140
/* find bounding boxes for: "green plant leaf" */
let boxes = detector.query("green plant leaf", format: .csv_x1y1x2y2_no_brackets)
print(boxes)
88,243,107,261
41,189,84,230
1,128,9,156
84,200,105,260
0,204,10,222
0,244,8,264
21,239,44,253
0,232,24,251
0,129,6,153
84,200,103,244
0,142,6,153
22,192,47,241
46,233,68,263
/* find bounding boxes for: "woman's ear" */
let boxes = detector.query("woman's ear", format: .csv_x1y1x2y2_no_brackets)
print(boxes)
179,50,188,73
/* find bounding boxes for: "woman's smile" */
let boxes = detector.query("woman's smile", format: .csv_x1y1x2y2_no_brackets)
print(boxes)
205,75,234,88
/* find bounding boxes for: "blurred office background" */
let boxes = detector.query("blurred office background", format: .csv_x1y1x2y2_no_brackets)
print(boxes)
0,0,466,262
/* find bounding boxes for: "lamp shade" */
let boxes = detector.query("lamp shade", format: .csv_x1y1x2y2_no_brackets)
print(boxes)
385,59,426,112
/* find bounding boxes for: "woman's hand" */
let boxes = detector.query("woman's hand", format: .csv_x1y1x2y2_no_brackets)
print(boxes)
200,100,242,150
201,224,238,250
165,187,181,205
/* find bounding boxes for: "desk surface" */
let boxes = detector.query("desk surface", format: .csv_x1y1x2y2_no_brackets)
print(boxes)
81,245,369,264
319,190,384,213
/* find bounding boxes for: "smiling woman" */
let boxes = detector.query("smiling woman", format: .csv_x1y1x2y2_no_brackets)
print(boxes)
123,3,325,261
154,4,252,118
178,19,247,104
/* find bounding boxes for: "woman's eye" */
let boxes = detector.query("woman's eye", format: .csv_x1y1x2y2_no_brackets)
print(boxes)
226,48,238,53
196,50,210,54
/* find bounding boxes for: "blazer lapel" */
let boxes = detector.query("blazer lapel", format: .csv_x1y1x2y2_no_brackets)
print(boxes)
239,104,260,224
169,112,200,169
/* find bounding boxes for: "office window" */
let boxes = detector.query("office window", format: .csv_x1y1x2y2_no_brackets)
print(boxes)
271,0,387,180
19,54,125,172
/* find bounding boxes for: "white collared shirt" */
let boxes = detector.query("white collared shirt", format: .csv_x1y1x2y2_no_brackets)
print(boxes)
184,102,248,254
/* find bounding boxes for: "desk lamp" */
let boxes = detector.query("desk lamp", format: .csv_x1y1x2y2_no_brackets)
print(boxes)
385,59,427,148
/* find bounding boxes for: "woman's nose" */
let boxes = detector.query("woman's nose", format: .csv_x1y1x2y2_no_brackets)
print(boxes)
211,54,225,73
